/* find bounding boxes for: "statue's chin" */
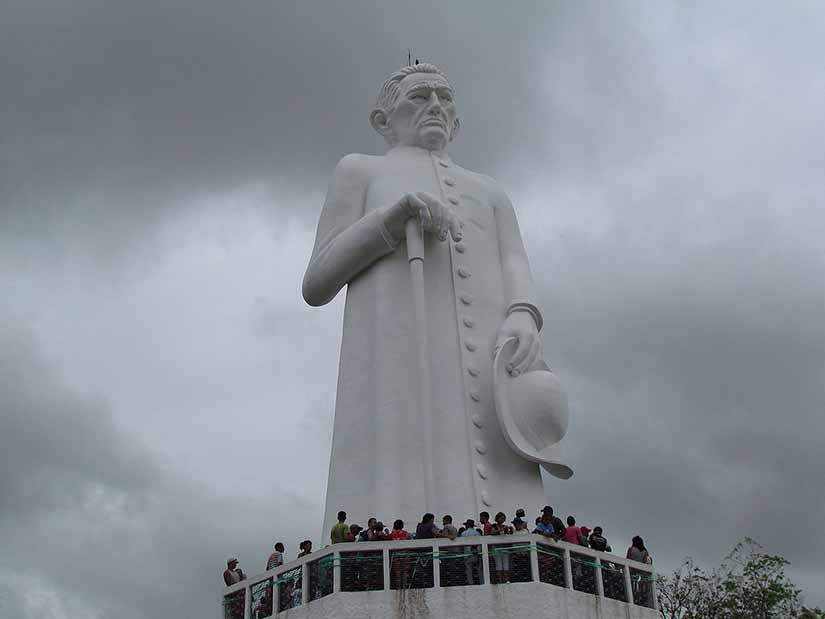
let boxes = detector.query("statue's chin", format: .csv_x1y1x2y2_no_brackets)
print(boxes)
417,127,448,151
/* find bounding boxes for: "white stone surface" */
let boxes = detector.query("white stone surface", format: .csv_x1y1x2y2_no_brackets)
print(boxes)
275,584,656,619
302,64,573,537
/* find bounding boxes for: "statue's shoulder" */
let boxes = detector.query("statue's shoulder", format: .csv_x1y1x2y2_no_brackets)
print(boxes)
461,169,510,206
333,152,383,179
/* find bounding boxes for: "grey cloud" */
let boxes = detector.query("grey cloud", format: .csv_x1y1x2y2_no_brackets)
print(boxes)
2,0,825,615
0,317,314,618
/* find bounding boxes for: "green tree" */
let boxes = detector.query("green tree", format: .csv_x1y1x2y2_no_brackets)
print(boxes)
658,538,809,619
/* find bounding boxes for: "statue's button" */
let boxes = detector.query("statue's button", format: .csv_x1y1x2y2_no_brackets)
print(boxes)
475,440,487,454
469,390,481,402
476,463,488,479
444,177,456,187
465,341,477,352
438,160,449,168
448,196,459,205
468,366,479,377
481,491,492,506
472,414,483,428
457,267,470,278
460,293,473,305
462,316,475,328
454,242,466,253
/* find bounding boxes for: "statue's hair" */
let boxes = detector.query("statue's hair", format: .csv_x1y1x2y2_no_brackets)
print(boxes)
375,63,452,112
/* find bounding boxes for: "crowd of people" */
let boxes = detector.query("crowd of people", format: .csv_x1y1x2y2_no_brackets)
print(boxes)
223,504,652,587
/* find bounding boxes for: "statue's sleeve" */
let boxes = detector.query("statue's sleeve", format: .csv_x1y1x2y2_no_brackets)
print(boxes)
493,187,544,330
302,155,399,306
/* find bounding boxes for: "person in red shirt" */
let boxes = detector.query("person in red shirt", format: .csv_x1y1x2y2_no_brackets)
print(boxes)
479,511,493,535
390,519,410,540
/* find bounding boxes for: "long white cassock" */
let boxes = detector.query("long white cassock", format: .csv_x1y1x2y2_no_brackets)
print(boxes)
304,145,546,537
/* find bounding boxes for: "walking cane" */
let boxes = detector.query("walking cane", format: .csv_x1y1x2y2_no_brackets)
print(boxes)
406,217,436,512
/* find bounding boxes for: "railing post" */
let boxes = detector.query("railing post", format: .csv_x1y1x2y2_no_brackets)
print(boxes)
594,556,605,598
650,568,659,611
529,542,539,582
333,551,341,594
623,564,634,604
272,576,279,616
432,544,441,588
481,542,491,586
301,562,309,606
243,584,251,619
382,547,391,591
563,547,573,589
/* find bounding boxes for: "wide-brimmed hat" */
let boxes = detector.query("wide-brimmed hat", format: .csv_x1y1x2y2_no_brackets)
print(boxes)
492,338,573,480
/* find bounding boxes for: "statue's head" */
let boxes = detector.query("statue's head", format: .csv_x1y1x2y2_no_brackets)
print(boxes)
370,63,459,151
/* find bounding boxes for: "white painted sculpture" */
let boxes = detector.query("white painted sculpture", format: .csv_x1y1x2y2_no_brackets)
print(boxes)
303,63,571,538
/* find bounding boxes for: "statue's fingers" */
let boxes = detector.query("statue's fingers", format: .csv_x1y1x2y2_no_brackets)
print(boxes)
408,194,432,230
437,206,450,241
449,214,463,242
417,192,443,233
517,338,541,373
405,193,427,220
507,335,532,375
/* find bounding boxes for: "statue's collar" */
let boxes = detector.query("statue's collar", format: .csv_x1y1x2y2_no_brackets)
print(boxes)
387,145,452,164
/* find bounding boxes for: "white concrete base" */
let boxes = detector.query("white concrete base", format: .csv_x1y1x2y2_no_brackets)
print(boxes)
276,582,657,619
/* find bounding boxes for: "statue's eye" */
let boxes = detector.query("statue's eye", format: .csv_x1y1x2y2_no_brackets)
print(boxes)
410,91,428,101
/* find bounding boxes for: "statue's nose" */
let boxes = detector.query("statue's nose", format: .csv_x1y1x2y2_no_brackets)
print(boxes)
428,91,442,111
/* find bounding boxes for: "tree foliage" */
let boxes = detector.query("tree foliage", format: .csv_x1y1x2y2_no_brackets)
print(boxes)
657,538,820,619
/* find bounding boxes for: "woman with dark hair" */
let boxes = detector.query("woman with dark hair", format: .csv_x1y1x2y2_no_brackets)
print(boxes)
415,513,441,539
391,519,410,540
489,512,514,583
626,536,651,564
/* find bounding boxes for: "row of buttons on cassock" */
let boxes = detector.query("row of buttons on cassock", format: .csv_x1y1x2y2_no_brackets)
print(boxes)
433,153,492,507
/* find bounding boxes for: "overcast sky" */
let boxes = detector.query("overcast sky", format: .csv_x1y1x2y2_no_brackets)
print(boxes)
2,1,824,617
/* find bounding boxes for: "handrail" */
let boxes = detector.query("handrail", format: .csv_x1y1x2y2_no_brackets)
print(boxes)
223,533,657,619
222,533,654,597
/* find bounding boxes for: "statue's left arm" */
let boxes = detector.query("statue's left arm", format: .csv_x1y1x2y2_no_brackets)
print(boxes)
493,185,543,374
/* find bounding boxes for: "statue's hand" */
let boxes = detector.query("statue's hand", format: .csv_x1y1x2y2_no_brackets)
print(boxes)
494,311,540,376
382,192,463,244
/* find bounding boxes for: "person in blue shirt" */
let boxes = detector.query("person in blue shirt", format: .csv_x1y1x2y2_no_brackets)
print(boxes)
532,512,555,538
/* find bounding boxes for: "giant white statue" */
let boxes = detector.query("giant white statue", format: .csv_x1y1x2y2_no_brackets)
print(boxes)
303,63,571,537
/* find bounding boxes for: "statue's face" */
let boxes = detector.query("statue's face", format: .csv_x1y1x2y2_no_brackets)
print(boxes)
388,72,456,151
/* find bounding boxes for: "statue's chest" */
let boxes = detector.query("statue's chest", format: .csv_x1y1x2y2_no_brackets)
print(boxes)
364,161,495,234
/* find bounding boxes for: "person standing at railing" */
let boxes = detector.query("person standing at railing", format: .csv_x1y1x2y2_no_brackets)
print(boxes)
532,511,555,538
579,526,590,547
223,558,246,586
563,515,585,545
541,506,566,541
358,518,377,541
479,511,493,535
391,519,410,540
414,513,443,539
330,510,350,544
297,540,313,558
626,536,651,564
459,519,482,585
588,526,611,552
266,542,285,570
511,515,528,532
489,512,514,583
441,514,458,540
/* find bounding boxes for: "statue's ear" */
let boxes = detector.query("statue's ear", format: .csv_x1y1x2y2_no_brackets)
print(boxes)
370,109,392,140
450,117,460,141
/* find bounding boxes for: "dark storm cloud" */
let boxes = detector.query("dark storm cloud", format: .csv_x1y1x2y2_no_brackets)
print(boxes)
2,0,825,616
0,318,313,618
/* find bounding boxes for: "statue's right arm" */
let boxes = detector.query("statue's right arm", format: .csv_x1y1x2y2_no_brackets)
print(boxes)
302,154,398,306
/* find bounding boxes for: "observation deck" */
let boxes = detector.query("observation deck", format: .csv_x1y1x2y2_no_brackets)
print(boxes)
222,534,657,618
